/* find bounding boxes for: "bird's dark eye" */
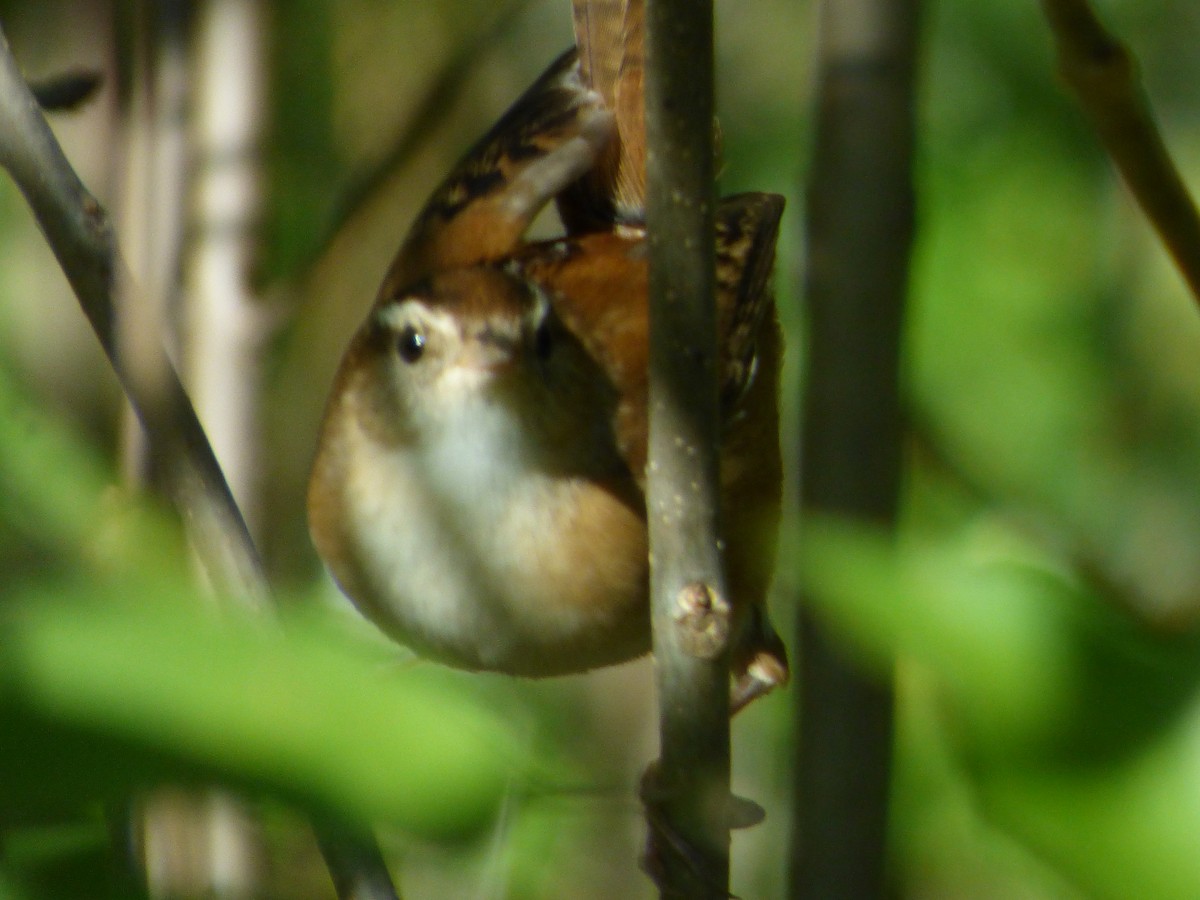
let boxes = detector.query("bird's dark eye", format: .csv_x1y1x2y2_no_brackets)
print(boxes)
396,325,425,363
533,320,553,361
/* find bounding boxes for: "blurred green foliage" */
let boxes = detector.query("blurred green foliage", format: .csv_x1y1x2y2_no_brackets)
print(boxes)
0,355,547,894
853,2,1200,897
1,0,1200,897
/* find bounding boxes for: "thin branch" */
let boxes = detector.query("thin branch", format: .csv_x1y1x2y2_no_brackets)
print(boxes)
1041,0,1200,307
0,22,266,607
0,23,401,900
642,0,731,897
314,822,402,900
791,0,919,897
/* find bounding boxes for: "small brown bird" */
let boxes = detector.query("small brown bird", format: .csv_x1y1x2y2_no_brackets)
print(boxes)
308,37,787,708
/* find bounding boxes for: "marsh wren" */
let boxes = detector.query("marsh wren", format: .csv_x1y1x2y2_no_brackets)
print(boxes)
308,45,788,707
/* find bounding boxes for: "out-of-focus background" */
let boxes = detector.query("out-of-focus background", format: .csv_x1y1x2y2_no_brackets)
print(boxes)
2,0,1200,897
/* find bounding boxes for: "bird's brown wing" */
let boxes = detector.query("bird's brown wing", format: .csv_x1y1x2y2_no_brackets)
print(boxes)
714,192,786,419
380,50,614,299
517,190,783,479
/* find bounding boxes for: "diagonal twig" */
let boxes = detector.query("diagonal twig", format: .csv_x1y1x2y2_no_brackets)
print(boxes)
315,822,402,900
0,23,266,607
0,23,400,900
1042,0,1200,306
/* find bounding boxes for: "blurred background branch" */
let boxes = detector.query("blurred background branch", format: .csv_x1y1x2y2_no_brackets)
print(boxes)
1041,0,1200,306
0,14,403,900
0,19,266,605
106,5,233,889
791,0,919,896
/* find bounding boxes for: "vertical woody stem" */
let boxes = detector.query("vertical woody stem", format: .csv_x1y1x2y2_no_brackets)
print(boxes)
643,0,730,896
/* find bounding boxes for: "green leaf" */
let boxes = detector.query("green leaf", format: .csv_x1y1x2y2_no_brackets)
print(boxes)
793,516,1200,898
0,596,537,842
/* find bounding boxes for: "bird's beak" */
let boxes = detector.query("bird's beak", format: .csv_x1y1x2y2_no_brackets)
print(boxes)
458,333,520,375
